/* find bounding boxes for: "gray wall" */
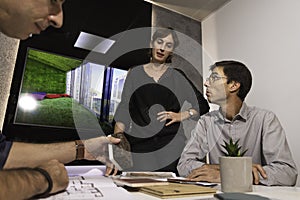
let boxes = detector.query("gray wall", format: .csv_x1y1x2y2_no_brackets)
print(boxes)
0,33,19,130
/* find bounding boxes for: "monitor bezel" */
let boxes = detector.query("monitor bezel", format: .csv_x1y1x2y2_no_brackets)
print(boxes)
2,45,121,143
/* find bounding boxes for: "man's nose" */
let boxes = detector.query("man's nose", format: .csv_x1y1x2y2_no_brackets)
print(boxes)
204,79,210,87
48,11,63,28
48,1,64,28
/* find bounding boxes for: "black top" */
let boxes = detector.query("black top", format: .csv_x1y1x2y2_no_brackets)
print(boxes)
114,65,209,172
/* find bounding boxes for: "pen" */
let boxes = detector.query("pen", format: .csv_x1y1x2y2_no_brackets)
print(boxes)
168,179,217,187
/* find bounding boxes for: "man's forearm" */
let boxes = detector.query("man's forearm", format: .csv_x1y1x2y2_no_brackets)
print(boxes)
260,164,298,186
4,141,76,168
0,168,48,199
177,158,206,177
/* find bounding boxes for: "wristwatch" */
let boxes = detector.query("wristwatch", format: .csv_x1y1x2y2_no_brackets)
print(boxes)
188,109,194,118
75,140,85,160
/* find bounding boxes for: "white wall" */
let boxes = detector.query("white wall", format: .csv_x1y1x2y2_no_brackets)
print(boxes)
202,0,300,186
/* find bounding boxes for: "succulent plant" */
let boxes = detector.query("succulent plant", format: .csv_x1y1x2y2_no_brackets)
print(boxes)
221,138,248,157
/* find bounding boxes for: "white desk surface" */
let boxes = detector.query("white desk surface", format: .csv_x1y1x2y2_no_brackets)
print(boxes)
130,185,300,200
64,165,300,200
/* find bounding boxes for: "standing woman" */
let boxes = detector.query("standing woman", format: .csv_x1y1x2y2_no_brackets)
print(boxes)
112,27,209,174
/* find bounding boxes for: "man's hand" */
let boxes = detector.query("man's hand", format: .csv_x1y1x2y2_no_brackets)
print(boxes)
187,164,221,183
37,159,69,194
186,163,267,185
83,136,121,167
104,133,133,176
252,164,267,184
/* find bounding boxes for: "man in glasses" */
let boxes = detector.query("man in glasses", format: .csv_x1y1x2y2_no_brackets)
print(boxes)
178,60,297,186
0,0,120,198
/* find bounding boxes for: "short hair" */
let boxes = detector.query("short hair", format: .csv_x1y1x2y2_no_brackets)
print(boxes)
210,60,252,101
150,27,179,63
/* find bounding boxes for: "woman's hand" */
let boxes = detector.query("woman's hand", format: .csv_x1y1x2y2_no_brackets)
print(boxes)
157,111,183,126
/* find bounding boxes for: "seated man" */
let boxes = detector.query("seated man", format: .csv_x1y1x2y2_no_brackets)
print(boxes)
177,60,298,186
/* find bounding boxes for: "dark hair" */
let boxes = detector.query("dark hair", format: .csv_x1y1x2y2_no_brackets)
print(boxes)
150,27,179,63
210,60,252,101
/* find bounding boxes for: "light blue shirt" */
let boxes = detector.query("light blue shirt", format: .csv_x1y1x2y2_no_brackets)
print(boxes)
178,103,298,186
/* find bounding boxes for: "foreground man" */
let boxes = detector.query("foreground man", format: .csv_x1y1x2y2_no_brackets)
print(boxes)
0,0,120,198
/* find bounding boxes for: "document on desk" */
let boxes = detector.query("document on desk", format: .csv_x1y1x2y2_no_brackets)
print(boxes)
42,168,135,200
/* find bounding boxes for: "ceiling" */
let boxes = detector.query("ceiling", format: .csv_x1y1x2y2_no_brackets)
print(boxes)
144,0,231,21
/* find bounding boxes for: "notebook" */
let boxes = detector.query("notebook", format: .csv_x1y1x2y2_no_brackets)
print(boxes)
140,183,217,198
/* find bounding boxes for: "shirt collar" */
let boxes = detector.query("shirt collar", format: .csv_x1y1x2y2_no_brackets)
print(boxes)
215,102,249,123
238,102,249,121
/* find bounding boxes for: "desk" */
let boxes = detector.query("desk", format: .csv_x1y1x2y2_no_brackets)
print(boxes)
61,166,300,200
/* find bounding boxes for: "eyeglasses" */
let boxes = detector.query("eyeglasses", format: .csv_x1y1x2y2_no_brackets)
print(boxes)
206,74,228,83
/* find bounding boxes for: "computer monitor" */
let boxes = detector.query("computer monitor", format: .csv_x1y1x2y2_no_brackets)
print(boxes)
3,48,128,143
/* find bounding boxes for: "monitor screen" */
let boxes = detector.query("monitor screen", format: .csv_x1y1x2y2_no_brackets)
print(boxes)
3,48,128,143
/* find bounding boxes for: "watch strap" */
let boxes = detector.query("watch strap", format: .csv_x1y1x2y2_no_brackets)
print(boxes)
75,140,85,160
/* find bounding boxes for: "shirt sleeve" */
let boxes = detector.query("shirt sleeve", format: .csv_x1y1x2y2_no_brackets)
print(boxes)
177,118,208,177
0,132,12,169
260,111,298,186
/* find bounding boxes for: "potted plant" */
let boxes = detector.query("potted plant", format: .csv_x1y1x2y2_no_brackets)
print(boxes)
219,138,253,192
221,138,247,157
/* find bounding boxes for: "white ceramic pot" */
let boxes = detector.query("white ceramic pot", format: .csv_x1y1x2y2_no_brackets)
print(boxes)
220,156,253,192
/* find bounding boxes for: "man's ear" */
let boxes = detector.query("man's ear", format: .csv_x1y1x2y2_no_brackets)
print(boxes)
229,81,240,93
